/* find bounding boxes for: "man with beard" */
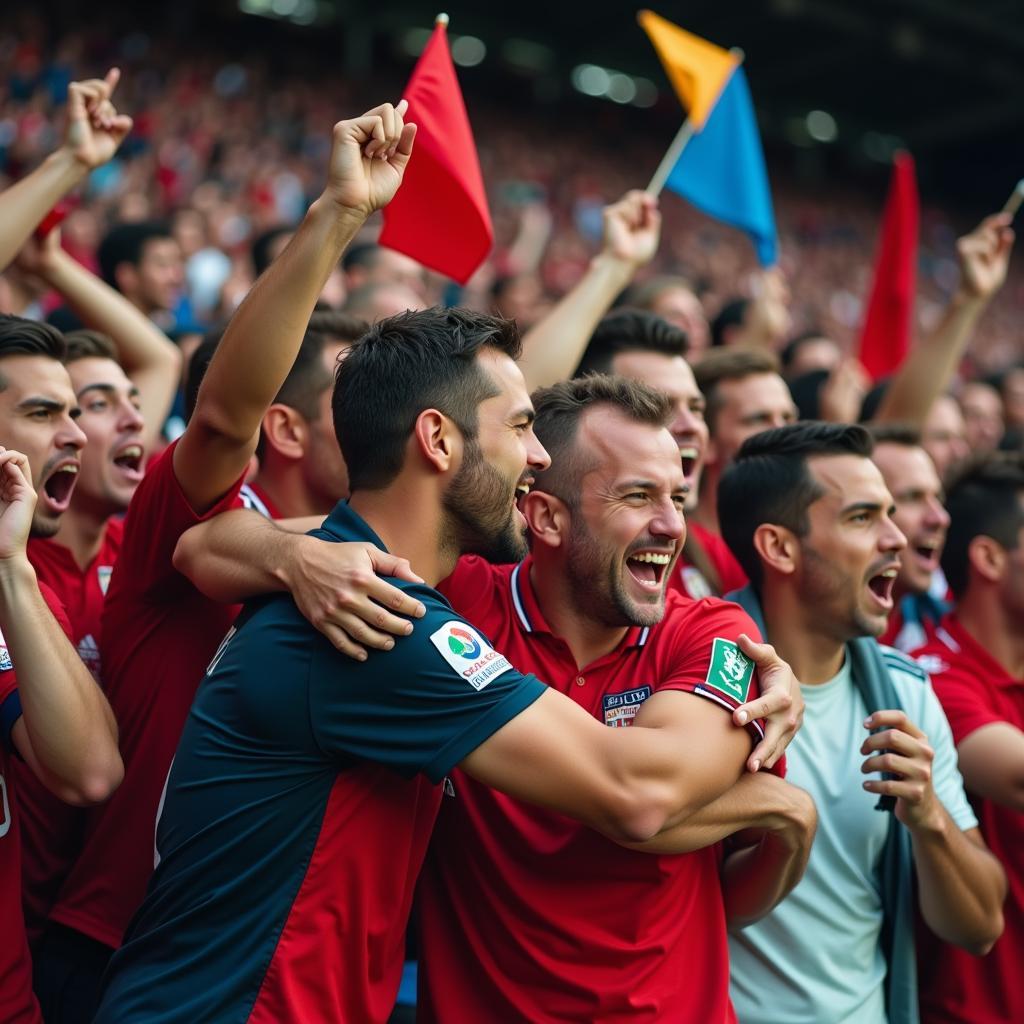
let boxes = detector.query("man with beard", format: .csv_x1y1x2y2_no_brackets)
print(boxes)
719,422,1005,1024
415,374,812,1023
869,425,951,652
97,317,802,1024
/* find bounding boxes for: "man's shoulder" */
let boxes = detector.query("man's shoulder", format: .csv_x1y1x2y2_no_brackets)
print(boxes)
659,592,756,638
878,643,931,687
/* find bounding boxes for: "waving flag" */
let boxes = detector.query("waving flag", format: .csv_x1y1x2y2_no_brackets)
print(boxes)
857,152,919,381
380,17,493,284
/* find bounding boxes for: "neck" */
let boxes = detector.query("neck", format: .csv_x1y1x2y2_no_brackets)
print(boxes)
956,592,1024,679
760,583,847,685
348,483,452,587
253,467,333,520
691,467,720,535
7,280,41,315
530,554,630,669
51,500,113,570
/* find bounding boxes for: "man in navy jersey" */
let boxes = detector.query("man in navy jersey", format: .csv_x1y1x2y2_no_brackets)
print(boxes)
96,307,802,1024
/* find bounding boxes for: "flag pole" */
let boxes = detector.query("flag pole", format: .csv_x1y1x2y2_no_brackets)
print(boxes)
645,47,745,198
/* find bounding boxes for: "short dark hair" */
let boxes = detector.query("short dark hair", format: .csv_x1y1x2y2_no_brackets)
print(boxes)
780,329,830,372
0,315,66,390
97,222,174,287
63,329,118,365
941,452,1024,597
619,274,698,310
333,307,522,492
307,310,368,346
251,226,294,277
694,347,780,433
719,421,874,588
341,242,381,273
710,298,749,347
573,309,688,377
787,368,829,422
866,423,922,448
530,374,673,502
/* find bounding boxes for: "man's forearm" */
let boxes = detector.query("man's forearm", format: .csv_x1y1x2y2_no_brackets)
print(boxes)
43,249,181,448
0,149,85,271
911,816,1006,955
518,254,636,391
0,556,121,804
722,827,813,928
874,291,985,426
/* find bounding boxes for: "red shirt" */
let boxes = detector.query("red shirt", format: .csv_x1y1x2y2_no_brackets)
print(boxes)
418,556,769,1024
0,581,73,1024
20,519,124,940
239,480,281,520
913,615,1024,1024
671,520,748,599
50,442,245,949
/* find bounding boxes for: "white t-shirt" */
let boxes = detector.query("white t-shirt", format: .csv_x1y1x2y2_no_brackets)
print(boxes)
729,647,978,1024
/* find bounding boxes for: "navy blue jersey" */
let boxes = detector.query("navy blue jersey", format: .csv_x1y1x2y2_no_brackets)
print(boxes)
94,504,545,1024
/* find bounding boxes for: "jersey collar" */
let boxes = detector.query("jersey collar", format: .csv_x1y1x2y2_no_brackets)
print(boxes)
318,501,389,550
509,556,651,649
939,614,1021,688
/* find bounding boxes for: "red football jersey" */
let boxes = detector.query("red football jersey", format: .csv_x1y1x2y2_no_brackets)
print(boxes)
914,616,1024,1024
671,520,748,599
50,442,245,950
0,581,73,1024
418,555,769,1024
20,518,124,940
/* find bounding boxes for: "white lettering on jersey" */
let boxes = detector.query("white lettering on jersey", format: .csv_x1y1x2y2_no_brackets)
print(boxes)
429,621,513,691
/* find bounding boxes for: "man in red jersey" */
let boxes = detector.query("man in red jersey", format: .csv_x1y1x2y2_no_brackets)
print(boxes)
0,320,123,1024
913,452,1024,1024
414,374,814,1024
37,99,424,1024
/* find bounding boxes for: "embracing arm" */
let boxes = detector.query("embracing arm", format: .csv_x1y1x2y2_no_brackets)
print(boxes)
956,721,1024,813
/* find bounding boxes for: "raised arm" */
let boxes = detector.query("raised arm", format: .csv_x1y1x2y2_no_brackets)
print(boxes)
517,190,661,390
0,69,131,272
174,102,415,512
0,448,121,805
874,213,1014,426
174,509,426,660
16,229,181,451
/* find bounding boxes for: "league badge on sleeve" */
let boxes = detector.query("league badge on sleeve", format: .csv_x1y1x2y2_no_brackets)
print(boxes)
700,637,754,705
429,621,513,691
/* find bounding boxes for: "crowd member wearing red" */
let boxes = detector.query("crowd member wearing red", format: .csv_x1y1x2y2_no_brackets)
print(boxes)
38,99,423,1024
415,375,813,1023
913,453,1024,1024
0,320,122,1024
869,425,951,653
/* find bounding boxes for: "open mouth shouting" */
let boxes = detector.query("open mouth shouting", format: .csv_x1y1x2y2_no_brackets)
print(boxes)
909,539,942,575
865,562,900,613
112,442,145,484
626,549,674,591
40,458,80,515
679,445,701,488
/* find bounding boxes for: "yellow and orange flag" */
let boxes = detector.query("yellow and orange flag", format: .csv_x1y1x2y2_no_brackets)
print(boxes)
637,9,740,130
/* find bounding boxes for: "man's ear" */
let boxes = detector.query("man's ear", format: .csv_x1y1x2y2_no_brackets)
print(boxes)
114,262,137,297
968,535,1007,585
753,523,798,577
413,408,459,474
261,405,307,462
522,491,569,550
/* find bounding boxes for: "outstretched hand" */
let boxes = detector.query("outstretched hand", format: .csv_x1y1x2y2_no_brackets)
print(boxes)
63,68,133,170
0,449,37,562
732,633,804,773
602,190,661,267
324,100,417,218
957,212,1014,302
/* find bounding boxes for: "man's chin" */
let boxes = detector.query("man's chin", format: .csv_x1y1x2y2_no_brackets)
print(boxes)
29,513,61,540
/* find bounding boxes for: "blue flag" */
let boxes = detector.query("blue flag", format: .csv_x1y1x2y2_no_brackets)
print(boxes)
665,66,777,266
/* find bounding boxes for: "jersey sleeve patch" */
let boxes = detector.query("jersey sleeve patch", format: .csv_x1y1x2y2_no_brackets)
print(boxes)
0,626,10,673
428,621,513,691
701,637,754,704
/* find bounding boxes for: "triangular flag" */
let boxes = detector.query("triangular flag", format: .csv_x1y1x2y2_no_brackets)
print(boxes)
664,67,778,266
638,10,739,130
379,19,493,284
857,152,919,382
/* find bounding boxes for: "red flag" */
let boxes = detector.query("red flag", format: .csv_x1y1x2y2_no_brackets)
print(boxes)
379,20,493,284
857,152,919,381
